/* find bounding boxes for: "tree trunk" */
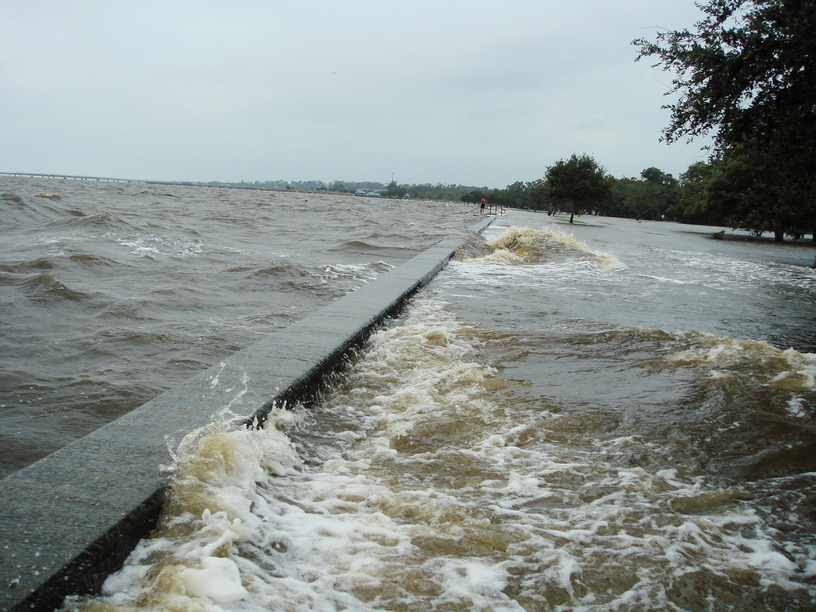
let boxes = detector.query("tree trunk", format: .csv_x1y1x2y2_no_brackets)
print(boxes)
569,212,575,223
774,229,784,242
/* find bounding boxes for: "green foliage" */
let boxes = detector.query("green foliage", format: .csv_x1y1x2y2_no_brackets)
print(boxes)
406,183,476,201
634,0,816,151
641,167,678,188
545,154,612,222
676,161,719,225
708,143,816,241
608,178,653,220
526,180,549,212
384,180,403,198
634,0,816,240
461,190,487,204
462,181,549,211
460,163,690,223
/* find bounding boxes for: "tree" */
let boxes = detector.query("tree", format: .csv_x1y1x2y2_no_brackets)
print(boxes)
526,179,549,212
641,167,678,188
640,167,680,220
461,190,487,204
384,180,403,198
634,0,815,151
708,143,809,240
634,0,816,239
545,154,611,223
502,181,529,209
677,161,720,225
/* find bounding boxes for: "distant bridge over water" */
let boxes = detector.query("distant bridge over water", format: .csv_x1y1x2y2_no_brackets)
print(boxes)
1,171,138,183
0,171,275,191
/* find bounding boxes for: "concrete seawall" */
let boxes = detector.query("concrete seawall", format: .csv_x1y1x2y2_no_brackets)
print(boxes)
0,218,493,611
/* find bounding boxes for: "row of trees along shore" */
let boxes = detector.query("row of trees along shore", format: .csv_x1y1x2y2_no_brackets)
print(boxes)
475,0,816,242
461,151,813,242
241,1,812,242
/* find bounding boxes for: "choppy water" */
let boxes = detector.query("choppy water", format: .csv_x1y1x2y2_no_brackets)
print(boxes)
3,178,816,610
0,178,471,478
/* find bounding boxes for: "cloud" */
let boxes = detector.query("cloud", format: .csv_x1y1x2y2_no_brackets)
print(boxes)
0,0,711,186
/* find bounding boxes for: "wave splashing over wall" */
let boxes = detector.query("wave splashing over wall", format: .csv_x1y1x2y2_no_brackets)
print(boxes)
70,298,816,611
1,178,473,478
65,407,304,611
464,226,626,270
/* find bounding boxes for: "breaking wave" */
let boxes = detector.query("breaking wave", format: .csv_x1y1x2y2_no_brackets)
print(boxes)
66,299,816,611
663,331,816,392
4,271,89,302
461,226,627,270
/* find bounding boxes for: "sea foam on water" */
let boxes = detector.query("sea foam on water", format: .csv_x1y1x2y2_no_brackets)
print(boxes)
61,215,816,610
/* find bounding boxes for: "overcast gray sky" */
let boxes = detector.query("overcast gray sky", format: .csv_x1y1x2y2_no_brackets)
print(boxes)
1,1,712,187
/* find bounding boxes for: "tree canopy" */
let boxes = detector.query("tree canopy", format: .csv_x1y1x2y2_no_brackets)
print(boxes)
545,154,611,223
634,0,815,152
634,0,815,240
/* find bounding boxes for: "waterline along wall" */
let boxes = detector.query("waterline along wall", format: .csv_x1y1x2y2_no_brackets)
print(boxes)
0,218,493,611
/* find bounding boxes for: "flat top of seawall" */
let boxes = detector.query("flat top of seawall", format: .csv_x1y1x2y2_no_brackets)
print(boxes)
0,216,494,611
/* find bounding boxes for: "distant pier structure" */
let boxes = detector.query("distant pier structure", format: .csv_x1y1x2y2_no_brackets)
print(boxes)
0,171,136,183
0,172,269,191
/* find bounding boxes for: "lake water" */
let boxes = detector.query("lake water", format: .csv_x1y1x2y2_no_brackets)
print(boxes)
0,177,471,478
2,177,815,609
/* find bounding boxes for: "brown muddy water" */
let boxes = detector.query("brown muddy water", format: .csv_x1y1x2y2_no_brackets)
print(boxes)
2,178,815,610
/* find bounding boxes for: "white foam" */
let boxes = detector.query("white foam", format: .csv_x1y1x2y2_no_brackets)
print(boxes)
666,331,816,391
466,225,627,271
787,395,808,417
320,261,393,284
84,406,304,610
430,558,519,609
177,556,249,603
77,298,816,610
